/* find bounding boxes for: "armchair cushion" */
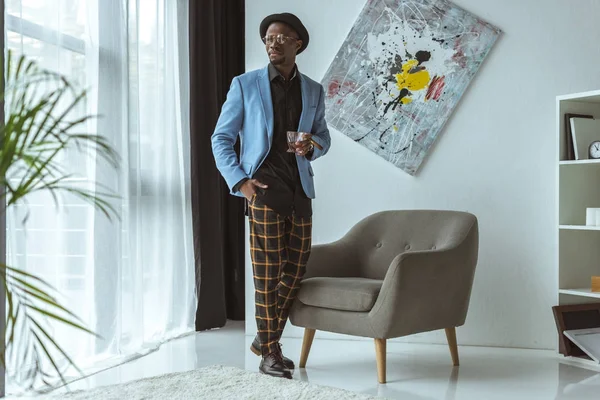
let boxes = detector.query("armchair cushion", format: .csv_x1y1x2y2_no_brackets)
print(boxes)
297,277,383,312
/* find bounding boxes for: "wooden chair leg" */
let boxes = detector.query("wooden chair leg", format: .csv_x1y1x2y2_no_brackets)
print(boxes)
374,338,386,384
299,328,316,368
445,327,460,366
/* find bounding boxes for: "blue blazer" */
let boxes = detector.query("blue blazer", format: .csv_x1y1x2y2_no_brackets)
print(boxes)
211,66,331,199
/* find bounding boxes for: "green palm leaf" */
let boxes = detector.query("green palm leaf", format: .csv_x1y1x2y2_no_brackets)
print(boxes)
1,50,121,391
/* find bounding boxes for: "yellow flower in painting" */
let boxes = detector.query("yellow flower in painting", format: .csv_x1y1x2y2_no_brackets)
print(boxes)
395,59,430,92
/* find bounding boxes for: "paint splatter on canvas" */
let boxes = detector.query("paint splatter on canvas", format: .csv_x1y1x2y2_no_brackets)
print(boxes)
322,0,501,175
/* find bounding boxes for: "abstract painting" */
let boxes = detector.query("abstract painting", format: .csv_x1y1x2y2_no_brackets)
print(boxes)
322,0,501,175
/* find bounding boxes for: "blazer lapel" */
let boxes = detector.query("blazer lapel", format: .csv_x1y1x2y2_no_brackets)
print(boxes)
257,67,274,142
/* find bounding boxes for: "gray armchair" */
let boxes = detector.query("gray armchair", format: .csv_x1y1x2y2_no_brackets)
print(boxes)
289,210,479,383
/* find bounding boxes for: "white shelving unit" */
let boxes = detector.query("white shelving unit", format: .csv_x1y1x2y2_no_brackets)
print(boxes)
559,289,600,299
556,90,600,367
560,159,600,166
559,225,600,231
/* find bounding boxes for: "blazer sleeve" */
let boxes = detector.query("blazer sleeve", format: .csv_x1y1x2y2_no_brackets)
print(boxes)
211,77,249,190
307,84,331,162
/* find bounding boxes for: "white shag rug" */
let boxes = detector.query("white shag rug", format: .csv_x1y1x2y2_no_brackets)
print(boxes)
42,365,386,400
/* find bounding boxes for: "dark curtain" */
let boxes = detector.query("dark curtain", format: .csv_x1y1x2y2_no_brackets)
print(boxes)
189,0,246,330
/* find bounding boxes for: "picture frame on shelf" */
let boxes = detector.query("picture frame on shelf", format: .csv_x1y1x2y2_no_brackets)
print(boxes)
564,113,593,160
570,117,600,160
552,303,600,358
564,328,600,363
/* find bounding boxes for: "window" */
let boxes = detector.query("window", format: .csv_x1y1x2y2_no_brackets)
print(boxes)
6,0,88,82
5,1,194,392
5,0,99,364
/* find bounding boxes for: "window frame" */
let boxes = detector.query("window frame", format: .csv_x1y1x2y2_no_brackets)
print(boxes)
6,13,86,55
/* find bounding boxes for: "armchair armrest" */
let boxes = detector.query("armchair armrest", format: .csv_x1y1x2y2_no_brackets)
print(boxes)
304,240,361,279
368,227,478,338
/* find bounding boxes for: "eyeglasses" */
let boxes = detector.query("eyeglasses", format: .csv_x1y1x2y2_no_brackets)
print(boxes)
262,34,299,46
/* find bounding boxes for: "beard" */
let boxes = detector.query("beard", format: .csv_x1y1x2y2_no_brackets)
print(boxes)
269,52,286,65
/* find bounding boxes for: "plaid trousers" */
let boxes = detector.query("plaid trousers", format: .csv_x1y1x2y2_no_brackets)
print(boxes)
248,196,312,355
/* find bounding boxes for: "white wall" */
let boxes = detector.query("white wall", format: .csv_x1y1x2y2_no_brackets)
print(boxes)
244,0,600,349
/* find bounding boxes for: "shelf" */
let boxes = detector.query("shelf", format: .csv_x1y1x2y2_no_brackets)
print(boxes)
560,159,600,165
557,90,600,103
559,289,600,299
560,225,600,231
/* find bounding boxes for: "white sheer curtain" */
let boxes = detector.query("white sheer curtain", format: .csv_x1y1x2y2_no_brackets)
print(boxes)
5,0,195,391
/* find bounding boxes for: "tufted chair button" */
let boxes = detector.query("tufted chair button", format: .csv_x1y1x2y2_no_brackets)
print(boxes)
405,244,411,251
376,242,383,248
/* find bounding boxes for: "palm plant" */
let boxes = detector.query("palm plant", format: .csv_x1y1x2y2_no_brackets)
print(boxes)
1,51,120,391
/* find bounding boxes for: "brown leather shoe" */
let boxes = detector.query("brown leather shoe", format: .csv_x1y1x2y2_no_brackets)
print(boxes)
259,351,292,379
251,336,295,371
250,335,262,356
277,342,295,371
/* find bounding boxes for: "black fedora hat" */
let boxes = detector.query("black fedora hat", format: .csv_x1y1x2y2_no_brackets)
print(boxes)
259,13,309,54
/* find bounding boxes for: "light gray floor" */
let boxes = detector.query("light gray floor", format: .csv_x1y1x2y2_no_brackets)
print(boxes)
8,320,600,399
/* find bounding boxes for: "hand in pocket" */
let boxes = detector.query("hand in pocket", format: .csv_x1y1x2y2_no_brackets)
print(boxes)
240,179,268,201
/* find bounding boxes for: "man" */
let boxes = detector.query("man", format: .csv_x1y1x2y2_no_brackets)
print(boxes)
211,13,331,379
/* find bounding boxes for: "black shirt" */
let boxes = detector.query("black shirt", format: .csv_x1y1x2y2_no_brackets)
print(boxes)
236,63,311,218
